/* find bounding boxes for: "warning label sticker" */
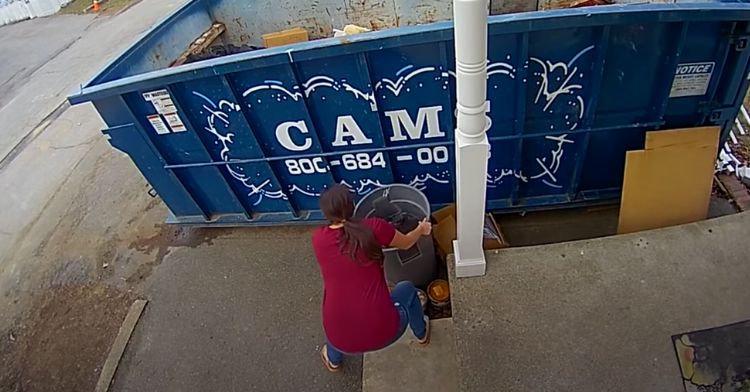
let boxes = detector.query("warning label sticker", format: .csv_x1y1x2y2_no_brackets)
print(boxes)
143,89,177,114
164,112,187,133
147,115,170,135
142,90,170,101
670,62,715,98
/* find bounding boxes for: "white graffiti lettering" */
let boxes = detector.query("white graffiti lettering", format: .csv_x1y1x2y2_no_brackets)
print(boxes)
416,146,449,165
288,184,322,197
340,178,386,195
276,121,313,152
242,80,302,101
190,47,597,197
408,171,451,191
530,45,593,121
487,134,574,189
332,115,373,147
386,106,445,142
285,157,328,175
340,152,387,171
192,91,288,205
376,66,436,96
529,134,574,188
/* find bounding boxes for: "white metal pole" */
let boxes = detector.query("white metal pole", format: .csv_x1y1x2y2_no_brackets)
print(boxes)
452,0,489,278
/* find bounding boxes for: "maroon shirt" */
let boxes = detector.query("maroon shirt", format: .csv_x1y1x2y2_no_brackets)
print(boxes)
312,218,399,353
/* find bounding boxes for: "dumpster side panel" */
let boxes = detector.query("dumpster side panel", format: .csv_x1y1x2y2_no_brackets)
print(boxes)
92,0,212,85
121,89,255,219
124,76,321,221
169,77,298,216
293,54,396,198
662,21,729,129
73,6,750,225
224,66,338,213
93,96,207,219
366,43,456,204
576,22,683,193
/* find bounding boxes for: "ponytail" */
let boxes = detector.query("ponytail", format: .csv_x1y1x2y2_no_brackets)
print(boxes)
339,219,384,265
319,184,385,265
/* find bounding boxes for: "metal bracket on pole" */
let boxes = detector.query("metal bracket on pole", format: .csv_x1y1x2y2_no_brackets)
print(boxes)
452,0,489,278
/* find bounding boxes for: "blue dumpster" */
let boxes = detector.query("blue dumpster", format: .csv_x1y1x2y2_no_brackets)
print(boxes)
69,0,750,226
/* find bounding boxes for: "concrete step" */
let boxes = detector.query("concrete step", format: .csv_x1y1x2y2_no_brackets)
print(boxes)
362,318,458,392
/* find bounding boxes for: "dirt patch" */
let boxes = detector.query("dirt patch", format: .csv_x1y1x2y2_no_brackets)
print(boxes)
0,285,136,392
125,225,235,282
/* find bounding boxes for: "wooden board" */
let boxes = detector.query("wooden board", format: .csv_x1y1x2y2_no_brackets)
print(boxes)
617,127,720,234
95,300,148,392
262,27,308,48
645,126,720,150
170,23,226,67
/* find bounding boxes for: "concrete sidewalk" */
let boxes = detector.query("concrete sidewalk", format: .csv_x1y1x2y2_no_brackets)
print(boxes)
109,228,363,392
450,212,750,392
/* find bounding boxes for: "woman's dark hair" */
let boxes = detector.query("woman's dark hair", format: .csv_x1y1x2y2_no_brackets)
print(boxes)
319,184,384,264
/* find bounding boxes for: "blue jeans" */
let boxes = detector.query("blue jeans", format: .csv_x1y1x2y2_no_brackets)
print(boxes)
326,281,427,365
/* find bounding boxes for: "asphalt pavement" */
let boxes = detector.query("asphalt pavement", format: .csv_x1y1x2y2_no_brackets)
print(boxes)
0,0,185,165
111,227,363,392
0,14,96,110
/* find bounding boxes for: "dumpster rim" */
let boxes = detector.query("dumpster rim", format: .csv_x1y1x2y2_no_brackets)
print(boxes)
68,3,750,106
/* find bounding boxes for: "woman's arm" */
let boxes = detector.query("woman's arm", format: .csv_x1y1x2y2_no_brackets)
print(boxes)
389,219,432,250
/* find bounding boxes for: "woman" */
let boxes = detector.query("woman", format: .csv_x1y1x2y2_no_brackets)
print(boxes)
312,184,433,372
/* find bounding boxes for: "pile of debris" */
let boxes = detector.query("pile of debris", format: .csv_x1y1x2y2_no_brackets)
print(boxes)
715,105,750,210
716,106,750,181
184,44,261,65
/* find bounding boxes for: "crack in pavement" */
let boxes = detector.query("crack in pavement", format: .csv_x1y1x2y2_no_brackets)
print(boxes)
47,138,99,151
0,100,70,173
0,138,104,263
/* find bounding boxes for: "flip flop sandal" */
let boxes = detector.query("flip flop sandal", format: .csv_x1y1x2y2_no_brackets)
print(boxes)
320,344,341,372
417,316,431,346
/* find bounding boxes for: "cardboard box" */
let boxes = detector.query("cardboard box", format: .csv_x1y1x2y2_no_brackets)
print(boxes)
483,213,509,250
432,204,457,256
262,27,309,48
431,204,509,255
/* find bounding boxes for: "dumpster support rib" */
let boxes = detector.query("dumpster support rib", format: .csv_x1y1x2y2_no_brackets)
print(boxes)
452,0,489,278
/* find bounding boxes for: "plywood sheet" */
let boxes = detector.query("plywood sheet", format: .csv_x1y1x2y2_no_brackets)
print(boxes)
617,127,720,234
645,126,720,150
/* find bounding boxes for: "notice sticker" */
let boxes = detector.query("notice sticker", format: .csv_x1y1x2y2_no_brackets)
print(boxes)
142,90,170,101
147,114,170,135
143,89,177,114
164,112,187,133
670,62,715,98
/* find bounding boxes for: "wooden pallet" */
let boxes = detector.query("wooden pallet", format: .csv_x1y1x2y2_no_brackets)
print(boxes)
170,22,226,67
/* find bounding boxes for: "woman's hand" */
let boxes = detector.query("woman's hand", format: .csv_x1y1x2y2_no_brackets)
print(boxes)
418,219,432,236
389,219,433,250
